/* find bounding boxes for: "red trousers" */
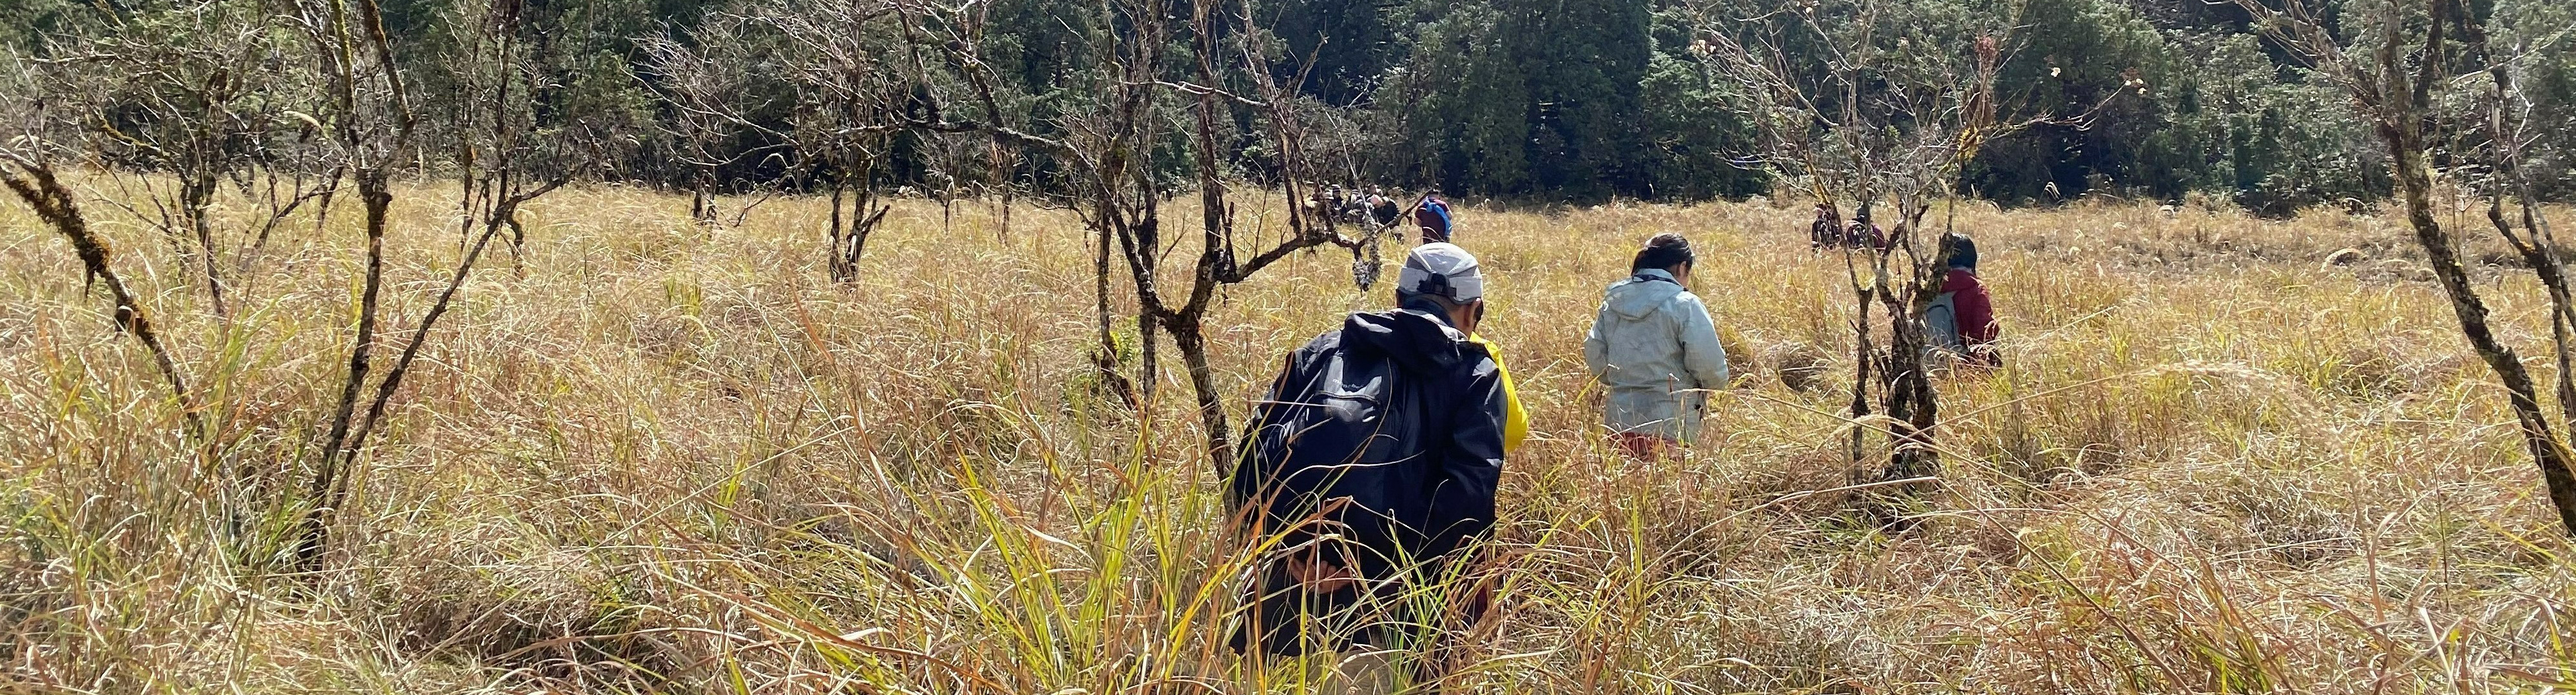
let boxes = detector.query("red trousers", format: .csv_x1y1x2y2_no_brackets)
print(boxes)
1612,433,1677,462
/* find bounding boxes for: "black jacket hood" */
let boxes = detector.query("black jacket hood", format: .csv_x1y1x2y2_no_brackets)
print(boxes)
1340,303,1468,374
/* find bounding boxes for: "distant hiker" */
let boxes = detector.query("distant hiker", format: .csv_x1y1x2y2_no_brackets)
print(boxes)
1847,204,1888,250
1809,204,1840,250
1415,193,1454,244
1584,233,1729,460
1369,186,1404,229
1924,233,1999,366
1322,184,1358,224
1231,242,1507,691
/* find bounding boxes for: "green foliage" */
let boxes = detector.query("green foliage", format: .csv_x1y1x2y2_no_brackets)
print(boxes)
1384,4,1533,195
1635,10,1764,201
2499,0,2576,197
1260,0,1401,106
8,0,2575,210
1961,0,2172,204
2161,34,2385,215
1381,0,1655,201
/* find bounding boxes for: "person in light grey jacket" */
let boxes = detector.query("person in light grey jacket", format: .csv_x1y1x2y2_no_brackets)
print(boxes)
1584,233,1729,458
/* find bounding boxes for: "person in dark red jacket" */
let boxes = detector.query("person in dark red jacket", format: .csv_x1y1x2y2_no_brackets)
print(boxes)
1937,234,1998,364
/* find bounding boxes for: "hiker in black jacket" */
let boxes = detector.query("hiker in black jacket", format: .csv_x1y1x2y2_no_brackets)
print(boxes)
1230,242,1508,691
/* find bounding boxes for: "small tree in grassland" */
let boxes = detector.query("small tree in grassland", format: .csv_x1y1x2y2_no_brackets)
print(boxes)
301,0,609,565
895,0,1370,466
1705,0,2128,524
651,0,1397,455
2232,0,2576,535
638,11,786,228
26,0,345,320
765,0,910,284
644,0,921,284
0,0,605,565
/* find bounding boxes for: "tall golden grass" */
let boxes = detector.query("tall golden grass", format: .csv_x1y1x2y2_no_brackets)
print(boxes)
3,181,2573,693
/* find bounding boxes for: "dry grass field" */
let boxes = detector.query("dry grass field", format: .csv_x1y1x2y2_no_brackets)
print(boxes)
5,181,2575,693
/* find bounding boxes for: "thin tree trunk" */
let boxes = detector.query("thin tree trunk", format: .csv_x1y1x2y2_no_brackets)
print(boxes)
1847,285,1872,470
2387,122,2576,535
828,183,856,282
991,140,1012,242
1091,219,1136,408
1879,337,1939,484
1138,302,1159,404
1169,317,1229,466
1879,274,1941,482
316,172,391,498
1115,205,1162,405
300,193,522,565
2461,11,2576,438
1176,1,1236,467
691,167,716,225
184,174,230,318
848,204,884,272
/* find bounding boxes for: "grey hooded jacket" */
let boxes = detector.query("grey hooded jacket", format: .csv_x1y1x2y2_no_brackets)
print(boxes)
1582,268,1729,441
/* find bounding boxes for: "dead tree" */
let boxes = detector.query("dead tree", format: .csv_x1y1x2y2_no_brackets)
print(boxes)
2233,0,2576,535
890,0,1137,405
1708,0,2124,520
439,0,595,264
1151,0,1370,466
293,0,418,565
655,0,1024,284
774,1,904,284
892,0,1025,242
657,0,912,283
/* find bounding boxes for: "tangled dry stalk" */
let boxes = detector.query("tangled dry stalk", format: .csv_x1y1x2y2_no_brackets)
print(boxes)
3,182,2573,693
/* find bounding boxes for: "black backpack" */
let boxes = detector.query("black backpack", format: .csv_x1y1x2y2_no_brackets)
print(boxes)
1231,335,1439,564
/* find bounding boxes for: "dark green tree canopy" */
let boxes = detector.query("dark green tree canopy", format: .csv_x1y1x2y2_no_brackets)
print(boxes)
6,0,2569,209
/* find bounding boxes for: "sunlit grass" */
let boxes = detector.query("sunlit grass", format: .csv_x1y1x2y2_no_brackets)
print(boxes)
3,181,2573,692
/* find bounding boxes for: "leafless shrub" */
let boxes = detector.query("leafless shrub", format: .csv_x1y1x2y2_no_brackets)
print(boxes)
889,0,1374,462
638,12,787,227
646,0,908,284
1703,0,2128,522
300,0,603,565
35,0,345,318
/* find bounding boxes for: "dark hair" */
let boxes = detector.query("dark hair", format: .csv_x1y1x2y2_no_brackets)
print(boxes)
1940,233,1979,270
1631,233,1695,273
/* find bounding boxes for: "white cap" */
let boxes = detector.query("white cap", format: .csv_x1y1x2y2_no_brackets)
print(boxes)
1396,242,1483,303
